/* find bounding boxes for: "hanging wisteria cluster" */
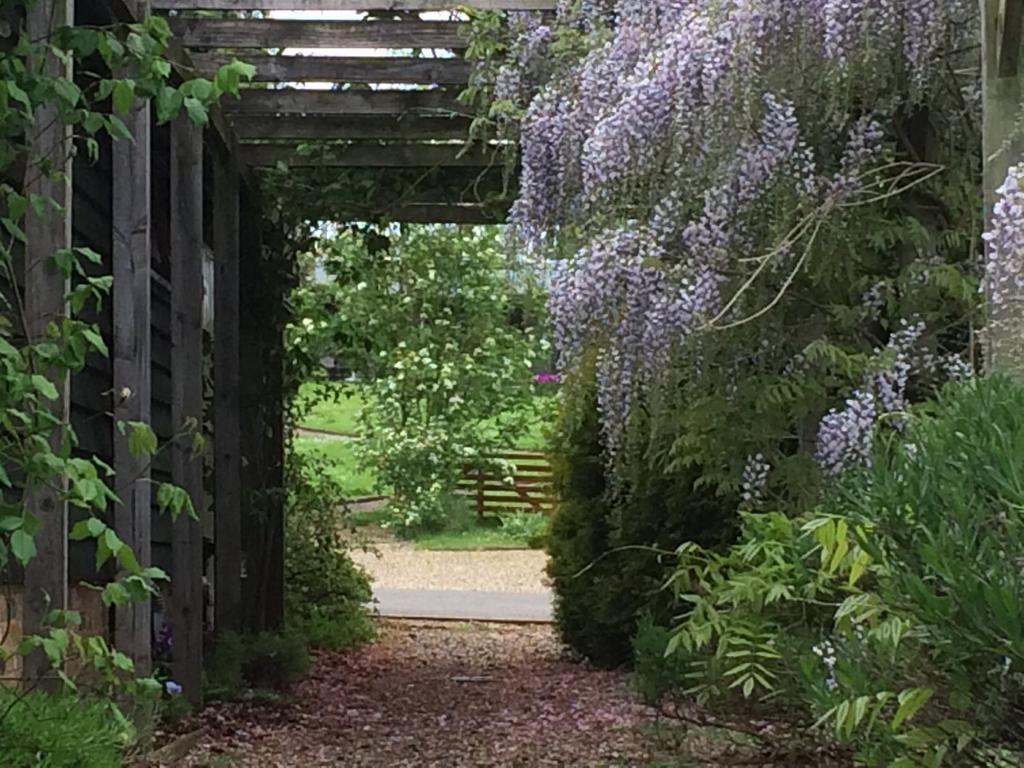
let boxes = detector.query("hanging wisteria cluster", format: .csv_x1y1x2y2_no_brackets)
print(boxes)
483,0,982,487
983,164,1024,310
815,320,926,475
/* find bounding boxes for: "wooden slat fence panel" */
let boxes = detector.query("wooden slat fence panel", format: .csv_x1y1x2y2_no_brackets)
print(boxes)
457,450,555,516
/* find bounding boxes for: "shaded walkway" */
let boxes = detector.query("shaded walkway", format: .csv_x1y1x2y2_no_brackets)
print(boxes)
182,622,674,767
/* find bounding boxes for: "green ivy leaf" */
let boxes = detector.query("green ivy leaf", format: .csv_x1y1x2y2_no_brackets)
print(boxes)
10,529,36,565
112,79,136,115
31,374,59,401
127,422,158,457
183,96,209,127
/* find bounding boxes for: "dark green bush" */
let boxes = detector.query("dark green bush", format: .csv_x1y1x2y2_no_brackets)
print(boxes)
546,384,736,667
205,631,246,700
632,615,690,705
285,448,373,649
242,631,310,691
666,377,1024,765
294,603,374,650
391,490,477,538
205,629,310,698
0,690,129,768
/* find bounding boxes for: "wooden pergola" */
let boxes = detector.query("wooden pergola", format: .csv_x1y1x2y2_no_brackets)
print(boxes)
9,0,551,705
161,0,557,224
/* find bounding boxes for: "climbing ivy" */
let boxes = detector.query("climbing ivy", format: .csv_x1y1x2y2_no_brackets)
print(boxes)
0,3,252,717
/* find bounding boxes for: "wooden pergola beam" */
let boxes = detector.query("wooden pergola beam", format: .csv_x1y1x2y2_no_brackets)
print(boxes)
223,87,462,116
384,203,506,223
155,0,554,9
191,53,471,84
242,142,501,167
232,114,471,140
168,18,468,49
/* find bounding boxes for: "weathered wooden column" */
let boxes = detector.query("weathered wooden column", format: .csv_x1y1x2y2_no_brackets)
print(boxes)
237,197,285,632
265,328,285,630
169,113,204,705
22,0,74,684
982,0,1024,374
213,152,242,634
112,1,153,670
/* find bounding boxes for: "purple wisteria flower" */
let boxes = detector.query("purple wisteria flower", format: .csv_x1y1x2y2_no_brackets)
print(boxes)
871,320,925,421
983,164,1024,309
512,0,972,462
155,621,173,657
816,390,878,476
740,454,771,505
534,372,561,384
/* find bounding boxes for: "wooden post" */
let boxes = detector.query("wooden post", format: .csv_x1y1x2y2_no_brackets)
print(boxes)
264,340,285,629
22,0,74,684
982,0,1024,374
237,199,285,632
213,152,242,634
476,469,484,518
112,42,153,671
169,113,204,705
238,198,262,631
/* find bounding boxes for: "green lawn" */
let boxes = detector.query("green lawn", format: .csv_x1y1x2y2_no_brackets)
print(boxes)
414,527,533,550
292,437,380,498
295,381,365,435
296,381,555,450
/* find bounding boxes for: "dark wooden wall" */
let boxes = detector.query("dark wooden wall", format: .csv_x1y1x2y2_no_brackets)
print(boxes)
11,0,288,705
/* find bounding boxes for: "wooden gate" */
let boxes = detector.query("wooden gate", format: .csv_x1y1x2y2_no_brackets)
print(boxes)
458,450,555,516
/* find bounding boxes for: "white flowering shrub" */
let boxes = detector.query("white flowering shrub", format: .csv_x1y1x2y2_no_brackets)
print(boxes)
290,226,548,532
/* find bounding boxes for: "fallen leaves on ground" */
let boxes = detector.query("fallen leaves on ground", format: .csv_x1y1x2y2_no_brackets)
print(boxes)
177,621,841,768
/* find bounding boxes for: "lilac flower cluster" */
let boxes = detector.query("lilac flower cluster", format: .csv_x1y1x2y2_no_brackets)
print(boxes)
740,454,771,505
941,353,975,382
815,390,878,476
871,320,925,418
830,117,885,194
983,165,1024,309
509,0,972,460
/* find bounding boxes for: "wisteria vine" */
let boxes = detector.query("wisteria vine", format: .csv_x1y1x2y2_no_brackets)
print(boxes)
479,0,983,494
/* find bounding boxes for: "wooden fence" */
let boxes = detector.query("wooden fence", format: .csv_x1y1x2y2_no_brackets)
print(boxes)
458,450,556,516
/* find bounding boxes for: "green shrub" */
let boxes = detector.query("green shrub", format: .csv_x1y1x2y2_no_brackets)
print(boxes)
206,630,310,698
497,511,549,548
285,448,374,649
388,490,477,538
667,377,1024,766
632,615,690,705
546,383,735,667
242,631,310,691
0,690,130,768
293,603,374,650
205,631,245,700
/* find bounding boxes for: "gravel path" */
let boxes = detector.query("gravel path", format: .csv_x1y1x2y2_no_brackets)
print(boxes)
372,588,553,622
352,541,549,593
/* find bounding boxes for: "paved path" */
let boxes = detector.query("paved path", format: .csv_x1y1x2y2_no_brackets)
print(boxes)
369,587,553,623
